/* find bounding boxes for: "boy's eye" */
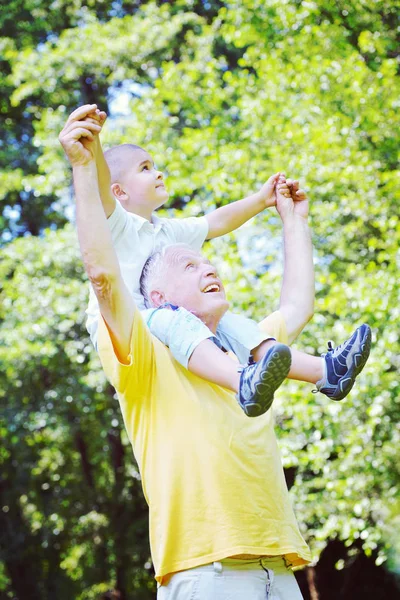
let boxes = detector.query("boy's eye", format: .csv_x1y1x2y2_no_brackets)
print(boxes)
142,165,149,170
185,263,195,270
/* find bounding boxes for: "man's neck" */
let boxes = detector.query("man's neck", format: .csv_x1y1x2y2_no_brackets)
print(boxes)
201,308,228,334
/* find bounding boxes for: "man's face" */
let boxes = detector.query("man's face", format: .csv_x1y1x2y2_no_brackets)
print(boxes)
118,149,169,211
159,247,230,327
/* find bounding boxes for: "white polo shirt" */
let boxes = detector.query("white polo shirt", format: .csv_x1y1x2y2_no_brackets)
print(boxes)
85,201,209,345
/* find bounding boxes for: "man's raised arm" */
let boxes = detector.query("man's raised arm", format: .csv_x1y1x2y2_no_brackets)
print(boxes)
276,177,314,344
59,104,134,360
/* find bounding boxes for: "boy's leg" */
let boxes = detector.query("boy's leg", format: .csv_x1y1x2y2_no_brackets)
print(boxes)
253,341,324,382
142,306,291,416
253,324,372,401
188,340,291,417
186,340,240,392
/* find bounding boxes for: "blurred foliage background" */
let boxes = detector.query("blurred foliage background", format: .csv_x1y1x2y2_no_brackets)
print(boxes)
0,1,399,599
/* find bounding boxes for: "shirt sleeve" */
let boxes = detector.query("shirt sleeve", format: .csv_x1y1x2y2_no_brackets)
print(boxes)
97,306,155,395
258,311,288,345
166,215,209,250
107,200,130,243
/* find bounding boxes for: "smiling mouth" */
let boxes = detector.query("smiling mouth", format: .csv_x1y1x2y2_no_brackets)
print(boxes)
202,284,220,293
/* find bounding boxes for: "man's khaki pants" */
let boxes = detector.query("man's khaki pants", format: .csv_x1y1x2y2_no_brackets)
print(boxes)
157,556,304,599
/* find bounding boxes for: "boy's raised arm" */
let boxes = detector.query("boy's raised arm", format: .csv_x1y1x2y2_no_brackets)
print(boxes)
205,173,280,239
89,110,116,218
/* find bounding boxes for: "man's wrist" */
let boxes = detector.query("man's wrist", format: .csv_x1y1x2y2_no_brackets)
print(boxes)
73,160,97,174
282,213,309,229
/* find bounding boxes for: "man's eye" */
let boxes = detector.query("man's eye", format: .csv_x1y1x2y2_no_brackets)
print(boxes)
185,263,195,270
142,165,149,170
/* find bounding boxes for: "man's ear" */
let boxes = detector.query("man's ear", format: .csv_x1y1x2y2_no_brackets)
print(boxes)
111,183,128,201
150,290,166,308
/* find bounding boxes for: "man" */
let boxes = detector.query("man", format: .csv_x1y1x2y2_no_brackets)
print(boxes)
60,107,315,599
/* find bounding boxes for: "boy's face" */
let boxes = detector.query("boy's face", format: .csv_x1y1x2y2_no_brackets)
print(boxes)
115,149,169,213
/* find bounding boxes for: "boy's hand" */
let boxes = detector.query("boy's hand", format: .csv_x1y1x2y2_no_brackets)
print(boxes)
59,104,102,167
257,173,281,208
85,108,107,156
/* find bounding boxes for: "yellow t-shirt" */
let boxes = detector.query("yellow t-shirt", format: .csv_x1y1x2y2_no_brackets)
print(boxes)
98,307,312,583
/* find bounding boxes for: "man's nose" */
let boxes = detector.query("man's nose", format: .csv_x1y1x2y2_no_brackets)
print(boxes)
203,264,217,277
156,170,163,180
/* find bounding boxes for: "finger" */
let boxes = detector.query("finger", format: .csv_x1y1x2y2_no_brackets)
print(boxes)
62,120,102,135
291,180,300,191
74,128,95,142
80,118,102,130
62,126,95,142
277,184,289,192
86,116,102,126
87,113,101,122
61,119,100,136
268,173,280,184
97,110,107,124
65,104,98,125
92,109,107,126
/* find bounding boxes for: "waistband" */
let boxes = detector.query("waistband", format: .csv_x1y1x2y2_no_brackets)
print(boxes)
185,556,290,573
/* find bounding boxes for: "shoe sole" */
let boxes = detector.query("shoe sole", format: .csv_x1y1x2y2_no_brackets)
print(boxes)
244,344,292,417
331,325,372,401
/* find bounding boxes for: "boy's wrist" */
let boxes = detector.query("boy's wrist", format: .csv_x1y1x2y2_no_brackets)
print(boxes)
252,190,268,211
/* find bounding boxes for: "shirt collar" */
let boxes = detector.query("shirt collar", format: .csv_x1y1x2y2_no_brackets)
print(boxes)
130,211,164,232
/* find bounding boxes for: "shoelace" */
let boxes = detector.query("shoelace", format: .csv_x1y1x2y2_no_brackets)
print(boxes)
320,340,335,359
312,340,335,394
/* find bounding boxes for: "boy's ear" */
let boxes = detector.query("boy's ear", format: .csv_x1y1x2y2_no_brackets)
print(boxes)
149,290,166,308
111,183,128,201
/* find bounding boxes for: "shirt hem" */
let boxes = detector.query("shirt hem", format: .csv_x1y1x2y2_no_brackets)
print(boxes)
155,545,312,584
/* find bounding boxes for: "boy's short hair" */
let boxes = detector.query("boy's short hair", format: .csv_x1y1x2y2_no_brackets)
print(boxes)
104,143,145,183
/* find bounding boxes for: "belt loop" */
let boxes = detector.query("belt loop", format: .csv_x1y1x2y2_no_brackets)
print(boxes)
213,561,223,573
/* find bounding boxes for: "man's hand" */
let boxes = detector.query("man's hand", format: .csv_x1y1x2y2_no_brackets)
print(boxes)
257,172,281,208
286,178,309,219
59,104,102,167
276,174,314,342
276,174,309,221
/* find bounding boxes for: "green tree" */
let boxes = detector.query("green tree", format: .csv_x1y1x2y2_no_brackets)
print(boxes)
1,1,399,598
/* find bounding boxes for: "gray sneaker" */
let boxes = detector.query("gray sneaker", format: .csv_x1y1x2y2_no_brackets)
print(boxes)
314,324,372,401
237,344,292,417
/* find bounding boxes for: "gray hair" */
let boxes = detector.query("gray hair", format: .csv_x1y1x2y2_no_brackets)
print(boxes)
139,243,193,308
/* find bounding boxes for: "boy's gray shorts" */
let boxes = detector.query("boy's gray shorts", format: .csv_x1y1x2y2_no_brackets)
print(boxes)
142,305,274,367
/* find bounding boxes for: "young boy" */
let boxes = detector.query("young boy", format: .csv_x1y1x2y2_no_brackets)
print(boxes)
68,104,371,417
